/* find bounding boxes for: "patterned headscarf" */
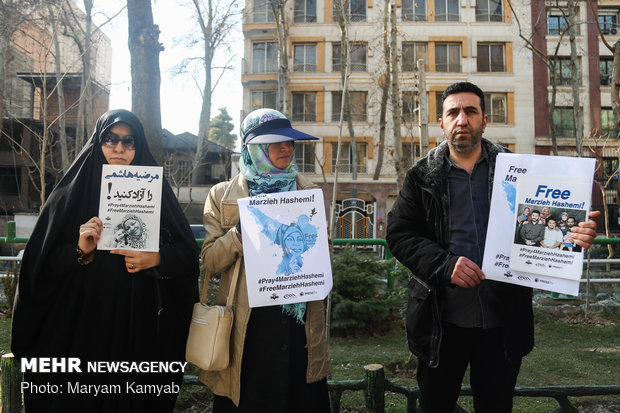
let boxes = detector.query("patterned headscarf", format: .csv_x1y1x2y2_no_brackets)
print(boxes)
239,109,307,323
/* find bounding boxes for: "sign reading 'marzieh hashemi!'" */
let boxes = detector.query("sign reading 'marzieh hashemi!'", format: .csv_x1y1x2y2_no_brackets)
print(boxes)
482,153,595,296
237,188,333,308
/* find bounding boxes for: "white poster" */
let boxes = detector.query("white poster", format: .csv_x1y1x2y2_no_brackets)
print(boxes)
237,189,333,308
97,165,163,252
509,174,591,280
482,153,595,295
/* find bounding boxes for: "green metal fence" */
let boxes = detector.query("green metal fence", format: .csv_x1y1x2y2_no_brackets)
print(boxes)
2,226,620,412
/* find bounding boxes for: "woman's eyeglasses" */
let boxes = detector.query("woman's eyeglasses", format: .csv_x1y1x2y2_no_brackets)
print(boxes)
102,133,135,150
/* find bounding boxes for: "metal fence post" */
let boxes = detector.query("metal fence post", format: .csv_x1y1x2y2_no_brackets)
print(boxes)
364,363,385,413
1,353,23,413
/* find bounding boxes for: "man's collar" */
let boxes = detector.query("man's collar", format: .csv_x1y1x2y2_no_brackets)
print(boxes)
444,143,488,172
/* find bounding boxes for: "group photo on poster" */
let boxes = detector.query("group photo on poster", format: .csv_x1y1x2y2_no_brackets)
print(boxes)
508,174,592,280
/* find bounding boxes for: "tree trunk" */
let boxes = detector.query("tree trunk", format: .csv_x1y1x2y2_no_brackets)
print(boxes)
271,0,289,116
549,60,559,156
49,4,69,172
568,0,583,156
389,2,405,190
373,0,391,180
418,59,429,158
192,0,214,185
127,0,163,162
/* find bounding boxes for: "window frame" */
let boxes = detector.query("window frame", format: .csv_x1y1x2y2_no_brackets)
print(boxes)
294,0,317,22
402,42,427,72
550,57,577,86
331,91,368,122
475,0,503,22
476,43,505,72
293,43,317,72
332,0,367,22
552,107,576,137
295,142,317,173
601,107,618,138
435,43,461,72
332,42,367,72
402,91,418,123
251,90,277,111
292,92,317,122
483,93,507,124
252,0,275,23
331,141,368,173
601,57,613,85
434,0,459,22
252,41,278,73
402,0,426,22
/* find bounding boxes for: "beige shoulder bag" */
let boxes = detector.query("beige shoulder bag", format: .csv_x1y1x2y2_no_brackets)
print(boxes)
185,258,241,371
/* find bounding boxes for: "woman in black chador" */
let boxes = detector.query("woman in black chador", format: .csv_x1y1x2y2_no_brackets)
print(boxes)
11,109,199,413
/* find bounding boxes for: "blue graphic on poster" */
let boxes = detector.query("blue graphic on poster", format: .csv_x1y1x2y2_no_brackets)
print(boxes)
247,207,318,276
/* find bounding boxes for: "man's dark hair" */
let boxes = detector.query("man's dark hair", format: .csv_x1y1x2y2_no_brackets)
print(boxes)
531,210,541,215
441,82,485,115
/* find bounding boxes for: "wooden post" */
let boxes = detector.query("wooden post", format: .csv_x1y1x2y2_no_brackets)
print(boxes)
1,353,23,413
363,363,385,413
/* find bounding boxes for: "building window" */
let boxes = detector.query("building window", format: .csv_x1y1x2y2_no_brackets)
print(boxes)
602,157,619,188
599,11,619,34
552,107,576,137
601,57,613,85
436,91,443,120
550,57,577,86
251,90,277,111
402,42,427,71
293,44,317,72
292,92,317,121
165,160,193,185
602,108,618,138
483,93,507,123
434,0,458,22
0,167,21,196
333,0,366,22
548,12,568,35
252,0,275,22
402,0,426,21
252,42,278,73
332,91,368,122
477,43,505,72
435,43,461,72
295,142,316,173
332,42,367,72
402,142,421,164
402,91,418,123
331,142,367,173
294,0,317,22
476,0,502,22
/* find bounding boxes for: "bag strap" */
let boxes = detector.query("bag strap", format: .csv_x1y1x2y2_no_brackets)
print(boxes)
200,257,242,307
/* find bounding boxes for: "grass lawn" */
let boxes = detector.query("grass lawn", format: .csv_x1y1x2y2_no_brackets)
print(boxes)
1,312,619,412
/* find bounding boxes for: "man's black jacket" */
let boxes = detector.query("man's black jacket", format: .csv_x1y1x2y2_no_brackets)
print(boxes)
386,138,534,367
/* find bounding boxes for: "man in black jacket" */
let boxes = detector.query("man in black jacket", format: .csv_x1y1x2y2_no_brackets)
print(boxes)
386,82,599,413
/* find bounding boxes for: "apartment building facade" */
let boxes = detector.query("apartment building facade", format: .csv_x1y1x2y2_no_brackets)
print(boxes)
242,0,617,240
0,3,112,214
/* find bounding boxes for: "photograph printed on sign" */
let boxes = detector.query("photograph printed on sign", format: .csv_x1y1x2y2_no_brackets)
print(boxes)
509,174,591,280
